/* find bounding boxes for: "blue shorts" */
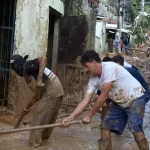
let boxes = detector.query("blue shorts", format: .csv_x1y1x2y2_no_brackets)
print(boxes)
101,95,146,134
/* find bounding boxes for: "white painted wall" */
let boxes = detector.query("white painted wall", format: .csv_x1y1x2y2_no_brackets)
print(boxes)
95,36,101,53
14,0,64,59
95,21,106,53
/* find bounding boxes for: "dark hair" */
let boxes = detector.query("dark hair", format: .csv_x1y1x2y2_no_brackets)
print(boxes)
102,56,112,62
80,50,101,65
10,54,26,76
112,55,124,66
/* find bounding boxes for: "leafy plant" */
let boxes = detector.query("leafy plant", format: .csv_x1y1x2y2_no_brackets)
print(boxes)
131,0,150,46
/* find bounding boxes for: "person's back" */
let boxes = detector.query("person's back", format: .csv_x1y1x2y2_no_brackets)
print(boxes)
112,54,150,103
125,67,150,102
23,59,64,97
123,37,128,46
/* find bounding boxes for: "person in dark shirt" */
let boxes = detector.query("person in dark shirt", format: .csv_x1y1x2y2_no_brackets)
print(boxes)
112,55,150,103
10,54,64,147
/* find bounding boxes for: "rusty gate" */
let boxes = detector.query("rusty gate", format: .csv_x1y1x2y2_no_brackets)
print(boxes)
0,0,16,109
56,16,88,109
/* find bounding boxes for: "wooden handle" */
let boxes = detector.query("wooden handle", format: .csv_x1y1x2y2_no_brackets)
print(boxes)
0,120,82,134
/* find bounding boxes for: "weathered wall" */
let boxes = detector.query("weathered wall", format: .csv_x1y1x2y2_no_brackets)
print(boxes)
55,0,96,108
8,0,64,119
8,71,36,118
81,1,96,50
8,0,96,120
95,36,101,53
95,21,107,53
64,0,96,50
14,0,64,58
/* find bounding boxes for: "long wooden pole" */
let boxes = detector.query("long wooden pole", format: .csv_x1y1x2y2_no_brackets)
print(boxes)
0,120,82,134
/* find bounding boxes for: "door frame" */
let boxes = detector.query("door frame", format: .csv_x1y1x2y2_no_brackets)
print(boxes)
48,6,62,72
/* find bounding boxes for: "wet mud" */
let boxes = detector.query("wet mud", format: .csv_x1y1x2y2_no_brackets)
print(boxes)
0,105,150,150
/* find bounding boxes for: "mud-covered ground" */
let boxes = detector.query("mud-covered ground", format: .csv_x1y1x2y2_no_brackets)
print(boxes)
0,102,150,150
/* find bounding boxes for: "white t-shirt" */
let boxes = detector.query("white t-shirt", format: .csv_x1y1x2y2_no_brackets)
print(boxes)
115,32,120,42
44,67,64,97
87,62,144,107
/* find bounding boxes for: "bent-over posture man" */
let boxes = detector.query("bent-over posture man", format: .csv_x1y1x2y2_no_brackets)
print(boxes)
62,50,149,150
112,55,150,103
10,54,64,147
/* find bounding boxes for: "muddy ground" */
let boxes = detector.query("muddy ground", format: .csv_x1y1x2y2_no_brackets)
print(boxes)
0,54,150,150
0,105,150,150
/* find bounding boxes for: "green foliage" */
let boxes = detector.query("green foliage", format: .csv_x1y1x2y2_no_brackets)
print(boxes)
131,0,140,23
131,0,150,45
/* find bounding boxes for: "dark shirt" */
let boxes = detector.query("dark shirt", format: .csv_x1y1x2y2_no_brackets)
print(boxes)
125,67,150,102
97,90,114,104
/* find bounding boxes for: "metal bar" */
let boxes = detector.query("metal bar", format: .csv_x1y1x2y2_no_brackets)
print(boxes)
0,27,12,30
0,68,10,71
9,0,13,27
3,71,8,108
10,0,17,62
0,120,82,134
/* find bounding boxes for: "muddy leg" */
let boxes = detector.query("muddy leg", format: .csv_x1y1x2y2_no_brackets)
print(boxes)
29,105,43,147
98,129,112,150
133,132,149,150
101,106,109,120
29,96,61,147
42,97,62,139
98,105,111,150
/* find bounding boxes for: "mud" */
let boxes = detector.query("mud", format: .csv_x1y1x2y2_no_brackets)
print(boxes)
0,106,150,150
8,71,36,119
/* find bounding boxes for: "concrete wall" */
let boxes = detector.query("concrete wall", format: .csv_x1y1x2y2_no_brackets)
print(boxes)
8,0,96,118
95,36,101,53
95,21,106,53
8,0,64,117
14,0,64,59
81,0,96,50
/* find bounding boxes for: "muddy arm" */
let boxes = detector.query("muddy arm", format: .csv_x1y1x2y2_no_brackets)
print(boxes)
37,56,47,86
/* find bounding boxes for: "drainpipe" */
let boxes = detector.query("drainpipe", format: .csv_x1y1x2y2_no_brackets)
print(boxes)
122,0,125,29
141,0,145,12
117,0,122,53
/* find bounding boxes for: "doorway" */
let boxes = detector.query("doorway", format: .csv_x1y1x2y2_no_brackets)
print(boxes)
47,7,61,69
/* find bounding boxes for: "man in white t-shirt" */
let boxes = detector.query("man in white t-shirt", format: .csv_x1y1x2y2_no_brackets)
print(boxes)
62,50,148,150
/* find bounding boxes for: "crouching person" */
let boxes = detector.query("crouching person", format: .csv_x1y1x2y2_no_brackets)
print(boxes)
10,54,64,147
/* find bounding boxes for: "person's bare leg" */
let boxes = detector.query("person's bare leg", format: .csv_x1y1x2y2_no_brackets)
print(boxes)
133,132,149,150
98,104,112,150
98,129,112,150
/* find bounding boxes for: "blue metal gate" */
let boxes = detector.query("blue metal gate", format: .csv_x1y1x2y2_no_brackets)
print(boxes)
0,0,16,107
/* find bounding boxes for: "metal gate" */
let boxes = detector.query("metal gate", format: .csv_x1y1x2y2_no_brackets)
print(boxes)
0,0,16,108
